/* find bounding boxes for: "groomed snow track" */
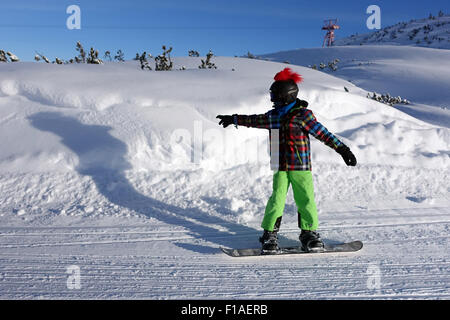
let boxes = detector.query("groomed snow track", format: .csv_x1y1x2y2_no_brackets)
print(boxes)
1,206,448,299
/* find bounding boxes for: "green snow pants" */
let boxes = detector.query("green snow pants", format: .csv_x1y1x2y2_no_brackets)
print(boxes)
261,171,319,232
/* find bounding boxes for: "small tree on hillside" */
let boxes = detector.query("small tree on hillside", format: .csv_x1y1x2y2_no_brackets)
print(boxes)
114,49,125,62
0,50,8,62
75,41,86,63
35,52,50,63
246,51,256,59
87,47,103,64
104,51,112,61
7,51,19,62
188,50,200,57
139,51,153,70
155,45,173,71
199,50,217,69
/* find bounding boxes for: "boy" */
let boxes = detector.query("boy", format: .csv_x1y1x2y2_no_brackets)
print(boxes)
217,68,357,254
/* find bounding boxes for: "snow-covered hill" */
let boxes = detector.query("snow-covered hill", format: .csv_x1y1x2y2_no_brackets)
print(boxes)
334,13,450,49
0,56,449,299
260,45,450,128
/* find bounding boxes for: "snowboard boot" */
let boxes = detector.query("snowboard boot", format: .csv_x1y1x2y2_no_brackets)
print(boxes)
259,217,282,254
259,230,279,254
299,230,324,253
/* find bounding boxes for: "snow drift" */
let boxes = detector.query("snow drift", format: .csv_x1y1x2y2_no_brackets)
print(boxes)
260,45,450,111
1,56,448,176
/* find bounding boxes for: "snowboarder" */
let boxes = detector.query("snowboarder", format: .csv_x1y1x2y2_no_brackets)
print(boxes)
216,68,357,254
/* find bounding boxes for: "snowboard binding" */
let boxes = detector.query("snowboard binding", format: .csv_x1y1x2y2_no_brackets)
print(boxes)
299,230,325,253
259,217,282,255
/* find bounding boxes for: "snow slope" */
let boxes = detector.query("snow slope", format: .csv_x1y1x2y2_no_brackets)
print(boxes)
0,56,449,299
334,14,450,50
260,45,450,128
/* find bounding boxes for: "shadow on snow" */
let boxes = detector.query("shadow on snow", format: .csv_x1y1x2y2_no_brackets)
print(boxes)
28,112,294,254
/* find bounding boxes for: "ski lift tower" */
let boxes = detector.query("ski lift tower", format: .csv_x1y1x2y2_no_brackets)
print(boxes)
322,19,340,47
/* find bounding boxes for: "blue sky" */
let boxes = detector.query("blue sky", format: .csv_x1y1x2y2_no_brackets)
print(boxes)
1,0,448,61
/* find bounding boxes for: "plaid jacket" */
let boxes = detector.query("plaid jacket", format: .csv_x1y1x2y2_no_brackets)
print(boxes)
235,99,343,171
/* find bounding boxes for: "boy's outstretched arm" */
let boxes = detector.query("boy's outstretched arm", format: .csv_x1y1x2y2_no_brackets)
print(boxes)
300,109,357,166
216,112,277,129
216,115,235,128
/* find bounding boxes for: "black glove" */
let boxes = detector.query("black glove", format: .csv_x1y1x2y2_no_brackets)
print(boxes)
216,115,234,128
336,145,357,166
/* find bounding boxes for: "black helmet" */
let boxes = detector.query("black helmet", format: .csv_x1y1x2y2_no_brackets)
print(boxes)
270,79,299,105
270,68,302,106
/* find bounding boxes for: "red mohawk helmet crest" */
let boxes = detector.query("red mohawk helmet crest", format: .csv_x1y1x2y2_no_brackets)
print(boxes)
270,68,302,105
274,68,303,84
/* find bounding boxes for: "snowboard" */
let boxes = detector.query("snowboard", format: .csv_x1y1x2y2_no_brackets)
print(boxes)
221,240,363,257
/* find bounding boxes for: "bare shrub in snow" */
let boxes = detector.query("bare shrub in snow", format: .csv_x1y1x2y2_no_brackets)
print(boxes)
0,50,8,62
188,50,200,57
367,92,410,106
35,52,50,63
7,51,20,62
104,51,112,61
114,49,125,62
246,51,256,59
155,46,173,71
313,59,339,71
87,48,103,64
138,52,153,70
199,50,217,69
1,50,20,62
75,41,86,63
